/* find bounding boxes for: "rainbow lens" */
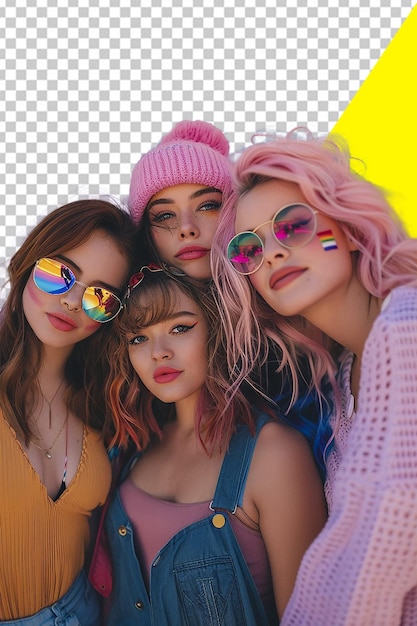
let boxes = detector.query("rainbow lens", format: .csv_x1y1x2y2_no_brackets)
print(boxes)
82,287,122,322
33,258,76,294
272,204,317,248
227,232,264,275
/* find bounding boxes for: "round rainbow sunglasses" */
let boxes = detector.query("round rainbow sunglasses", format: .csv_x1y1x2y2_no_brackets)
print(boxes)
227,203,318,275
33,257,123,323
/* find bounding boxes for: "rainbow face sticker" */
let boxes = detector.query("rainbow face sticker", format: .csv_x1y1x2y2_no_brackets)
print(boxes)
317,230,338,251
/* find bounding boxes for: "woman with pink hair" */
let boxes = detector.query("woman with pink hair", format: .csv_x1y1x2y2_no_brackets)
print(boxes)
211,130,417,626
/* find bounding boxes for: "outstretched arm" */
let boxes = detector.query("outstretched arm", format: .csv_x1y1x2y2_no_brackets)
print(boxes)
247,421,327,618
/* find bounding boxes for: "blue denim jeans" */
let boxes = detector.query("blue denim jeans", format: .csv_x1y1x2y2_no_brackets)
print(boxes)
0,571,100,626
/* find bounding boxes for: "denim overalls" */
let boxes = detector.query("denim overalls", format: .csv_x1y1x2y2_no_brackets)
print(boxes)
104,413,278,625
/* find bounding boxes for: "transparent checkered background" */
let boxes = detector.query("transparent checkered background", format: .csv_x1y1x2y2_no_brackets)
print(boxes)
0,0,412,304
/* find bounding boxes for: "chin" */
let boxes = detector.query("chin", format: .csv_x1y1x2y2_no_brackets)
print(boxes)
188,268,212,281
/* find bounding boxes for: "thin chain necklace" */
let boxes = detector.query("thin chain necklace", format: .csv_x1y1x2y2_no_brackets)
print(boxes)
31,408,69,459
40,380,66,429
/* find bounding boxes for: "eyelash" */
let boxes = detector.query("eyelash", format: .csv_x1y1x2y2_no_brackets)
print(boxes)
198,200,222,212
171,323,196,334
150,200,222,225
127,322,198,345
128,335,146,345
150,211,174,224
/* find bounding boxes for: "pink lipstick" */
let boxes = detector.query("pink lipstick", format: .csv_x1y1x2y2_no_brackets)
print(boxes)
153,367,182,384
269,267,306,291
175,246,209,261
46,313,77,332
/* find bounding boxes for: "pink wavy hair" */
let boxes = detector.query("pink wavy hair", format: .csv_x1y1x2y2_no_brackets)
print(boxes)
211,130,417,431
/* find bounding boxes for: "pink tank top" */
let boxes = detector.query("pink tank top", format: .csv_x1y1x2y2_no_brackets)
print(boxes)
120,478,273,609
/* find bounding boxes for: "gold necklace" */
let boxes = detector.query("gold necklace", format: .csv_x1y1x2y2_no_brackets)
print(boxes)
40,380,66,429
31,409,69,459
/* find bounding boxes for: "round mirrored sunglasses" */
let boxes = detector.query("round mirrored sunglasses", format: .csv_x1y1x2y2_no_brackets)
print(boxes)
33,257,123,323
227,203,318,275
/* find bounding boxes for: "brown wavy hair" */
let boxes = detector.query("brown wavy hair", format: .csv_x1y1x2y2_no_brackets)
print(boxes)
0,199,138,444
107,269,255,453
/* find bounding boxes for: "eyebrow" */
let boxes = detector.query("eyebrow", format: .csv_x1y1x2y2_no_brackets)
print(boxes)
57,254,122,294
162,310,198,321
139,310,199,329
191,187,222,199
147,187,222,210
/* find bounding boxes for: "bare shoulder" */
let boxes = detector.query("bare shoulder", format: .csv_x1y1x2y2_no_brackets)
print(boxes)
254,420,313,467
248,419,323,501
243,418,326,536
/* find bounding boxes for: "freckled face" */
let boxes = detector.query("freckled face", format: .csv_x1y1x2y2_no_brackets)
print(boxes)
23,230,130,353
126,291,208,409
147,183,223,280
234,180,356,321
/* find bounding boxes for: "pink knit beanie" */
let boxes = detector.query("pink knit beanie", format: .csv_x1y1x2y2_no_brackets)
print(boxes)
128,120,233,224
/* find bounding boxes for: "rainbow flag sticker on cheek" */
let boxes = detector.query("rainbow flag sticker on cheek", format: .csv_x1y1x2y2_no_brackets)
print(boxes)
317,230,338,251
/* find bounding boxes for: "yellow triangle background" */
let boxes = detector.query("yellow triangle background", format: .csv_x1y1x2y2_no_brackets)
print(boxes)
331,5,417,236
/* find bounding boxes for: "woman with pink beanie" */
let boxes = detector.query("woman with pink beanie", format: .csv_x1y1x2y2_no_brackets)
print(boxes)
128,119,233,280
